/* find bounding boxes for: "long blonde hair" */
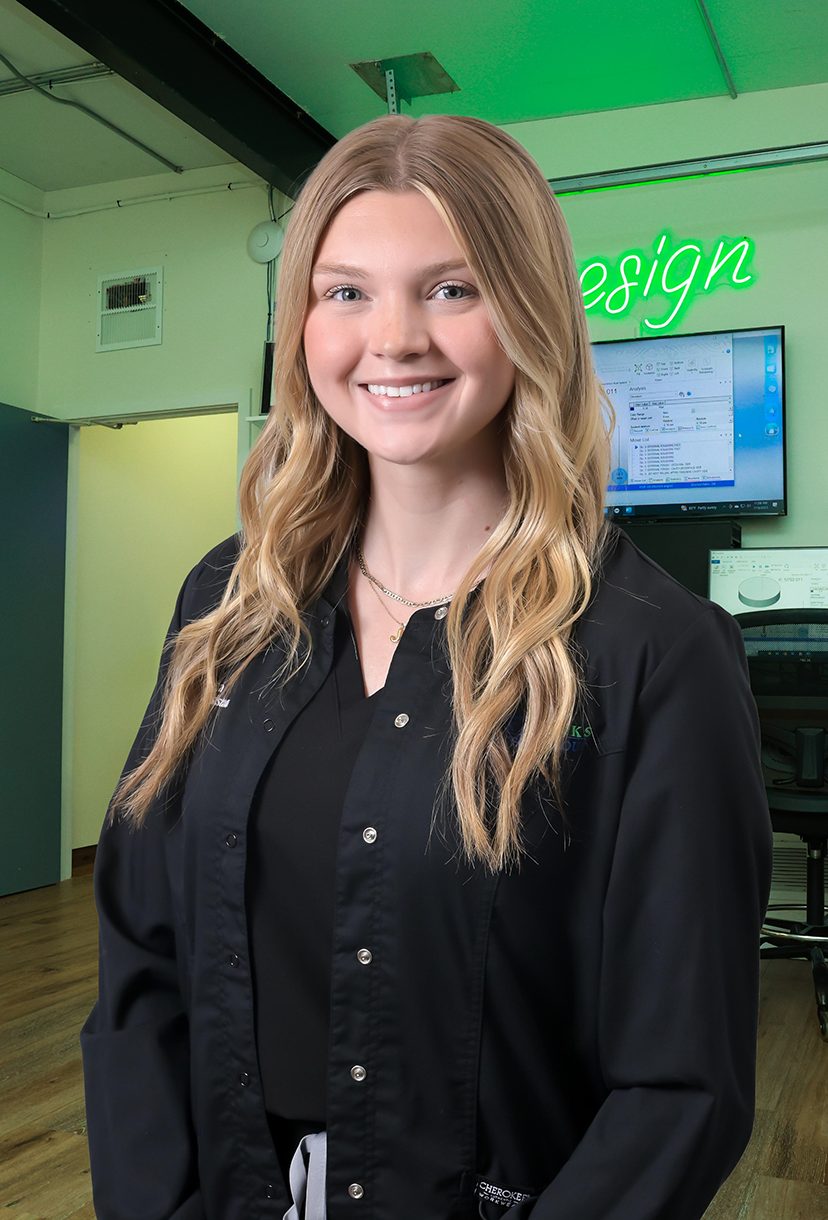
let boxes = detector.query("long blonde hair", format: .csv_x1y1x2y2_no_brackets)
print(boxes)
114,113,613,870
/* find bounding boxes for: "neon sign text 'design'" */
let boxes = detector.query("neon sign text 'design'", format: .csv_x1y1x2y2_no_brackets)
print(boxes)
578,233,755,330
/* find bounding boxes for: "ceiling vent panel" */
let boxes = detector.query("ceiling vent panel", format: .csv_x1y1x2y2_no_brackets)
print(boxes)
96,267,163,352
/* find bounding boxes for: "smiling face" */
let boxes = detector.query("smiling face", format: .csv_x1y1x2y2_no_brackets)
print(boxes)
303,189,516,474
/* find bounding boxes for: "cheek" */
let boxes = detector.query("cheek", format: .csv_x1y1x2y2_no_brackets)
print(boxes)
470,341,516,403
303,313,355,385
453,320,514,393
491,348,517,395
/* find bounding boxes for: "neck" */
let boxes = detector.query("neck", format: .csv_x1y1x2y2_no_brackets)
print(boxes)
357,449,508,602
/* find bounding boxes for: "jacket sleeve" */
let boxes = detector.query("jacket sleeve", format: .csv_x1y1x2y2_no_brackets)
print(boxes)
520,605,773,1220
80,552,228,1220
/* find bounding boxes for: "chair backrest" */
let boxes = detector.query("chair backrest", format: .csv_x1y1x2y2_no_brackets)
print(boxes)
735,610,828,707
735,610,828,798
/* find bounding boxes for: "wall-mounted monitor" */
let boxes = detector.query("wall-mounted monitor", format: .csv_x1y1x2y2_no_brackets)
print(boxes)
593,326,786,521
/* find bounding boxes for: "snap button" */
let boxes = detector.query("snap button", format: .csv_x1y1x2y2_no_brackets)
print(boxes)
348,1183,364,1199
362,827,377,844
394,713,409,728
225,833,237,848
239,1072,250,1087
434,605,448,619
265,1185,276,1199
357,948,372,965
230,953,240,968
350,1064,367,1081
320,616,329,627
263,718,274,732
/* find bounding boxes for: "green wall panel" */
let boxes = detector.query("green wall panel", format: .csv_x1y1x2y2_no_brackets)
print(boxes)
0,403,67,896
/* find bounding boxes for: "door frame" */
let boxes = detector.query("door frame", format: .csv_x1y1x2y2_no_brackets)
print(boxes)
59,386,259,877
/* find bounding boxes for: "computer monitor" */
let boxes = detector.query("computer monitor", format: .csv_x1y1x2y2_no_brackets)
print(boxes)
593,326,786,521
708,547,828,616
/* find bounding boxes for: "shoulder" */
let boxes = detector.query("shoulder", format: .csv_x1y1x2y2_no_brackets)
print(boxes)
589,519,722,617
581,523,739,658
573,525,745,745
177,534,242,626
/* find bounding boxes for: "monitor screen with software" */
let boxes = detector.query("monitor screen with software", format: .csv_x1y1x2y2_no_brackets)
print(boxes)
708,547,828,616
593,326,786,521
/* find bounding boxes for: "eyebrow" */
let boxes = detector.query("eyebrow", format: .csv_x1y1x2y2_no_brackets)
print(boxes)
311,259,471,280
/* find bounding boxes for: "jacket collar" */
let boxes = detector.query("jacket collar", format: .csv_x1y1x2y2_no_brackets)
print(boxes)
316,547,351,617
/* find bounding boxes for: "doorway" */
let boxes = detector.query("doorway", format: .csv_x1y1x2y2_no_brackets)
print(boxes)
69,410,239,852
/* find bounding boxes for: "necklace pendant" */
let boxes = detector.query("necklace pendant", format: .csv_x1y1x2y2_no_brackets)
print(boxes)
391,625,404,643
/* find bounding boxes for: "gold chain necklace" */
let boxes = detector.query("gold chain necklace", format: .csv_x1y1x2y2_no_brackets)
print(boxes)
364,576,407,643
355,543,455,608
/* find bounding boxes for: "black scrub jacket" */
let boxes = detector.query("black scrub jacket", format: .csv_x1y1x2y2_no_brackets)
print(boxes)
81,525,773,1220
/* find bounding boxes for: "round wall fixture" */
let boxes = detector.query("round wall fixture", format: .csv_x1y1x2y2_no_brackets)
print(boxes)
247,220,284,263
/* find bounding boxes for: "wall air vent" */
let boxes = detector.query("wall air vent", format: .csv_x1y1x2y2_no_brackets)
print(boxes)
96,266,163,352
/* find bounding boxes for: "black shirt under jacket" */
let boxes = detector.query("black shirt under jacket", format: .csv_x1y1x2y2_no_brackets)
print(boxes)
81,525,773,1220
248,605,379,1146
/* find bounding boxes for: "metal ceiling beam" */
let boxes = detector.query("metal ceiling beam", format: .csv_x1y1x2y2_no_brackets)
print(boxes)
548,141,828,194
0,60,113,97
695,0,738,100
14,0,336,193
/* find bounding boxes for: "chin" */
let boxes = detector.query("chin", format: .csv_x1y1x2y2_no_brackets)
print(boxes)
366,446,438,468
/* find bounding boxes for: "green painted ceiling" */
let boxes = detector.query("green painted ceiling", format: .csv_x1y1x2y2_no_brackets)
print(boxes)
180,0,828,135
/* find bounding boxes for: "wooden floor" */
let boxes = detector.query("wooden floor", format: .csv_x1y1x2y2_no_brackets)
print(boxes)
1,876,828,1220
1,869,97,1220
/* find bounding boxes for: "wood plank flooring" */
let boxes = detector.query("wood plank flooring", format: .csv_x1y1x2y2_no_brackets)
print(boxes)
703,959,828,1220
2,876,827,1218
1,872,97,1220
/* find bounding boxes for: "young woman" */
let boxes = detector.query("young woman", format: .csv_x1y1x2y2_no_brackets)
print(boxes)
82,114,772,1220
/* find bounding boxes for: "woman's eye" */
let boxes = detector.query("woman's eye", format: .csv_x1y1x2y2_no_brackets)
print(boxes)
433,282,473,301
327,285,363,302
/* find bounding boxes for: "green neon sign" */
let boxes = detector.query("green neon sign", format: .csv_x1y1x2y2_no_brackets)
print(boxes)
578,232,756,331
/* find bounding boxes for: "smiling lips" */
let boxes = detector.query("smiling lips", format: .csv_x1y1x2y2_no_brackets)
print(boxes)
364,379,451,398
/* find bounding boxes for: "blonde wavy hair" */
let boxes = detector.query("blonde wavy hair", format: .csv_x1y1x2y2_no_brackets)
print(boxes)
114,113,613,870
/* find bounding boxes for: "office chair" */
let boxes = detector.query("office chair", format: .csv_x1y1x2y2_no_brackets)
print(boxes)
736,610,828,1039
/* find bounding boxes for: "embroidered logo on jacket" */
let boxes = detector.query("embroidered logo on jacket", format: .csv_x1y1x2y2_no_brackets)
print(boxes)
564,722,593,753
475,1178,534,1206
504,709,595,755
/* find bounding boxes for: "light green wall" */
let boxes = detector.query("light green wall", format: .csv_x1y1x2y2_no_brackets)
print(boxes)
502,82,828,178
0,194,43,411
501,83,828,548
37,171,274,420
25,167,276,855
72,411,239,848
550,159,828,548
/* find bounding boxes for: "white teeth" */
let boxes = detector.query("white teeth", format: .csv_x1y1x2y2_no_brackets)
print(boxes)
366,379,446,397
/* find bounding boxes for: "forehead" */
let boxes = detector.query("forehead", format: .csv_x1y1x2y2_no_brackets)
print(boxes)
313,189,464,267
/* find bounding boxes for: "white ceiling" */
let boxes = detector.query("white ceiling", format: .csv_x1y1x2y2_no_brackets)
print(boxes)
0,0,236,191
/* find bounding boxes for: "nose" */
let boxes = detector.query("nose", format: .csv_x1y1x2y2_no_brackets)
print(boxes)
369,294,430,361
